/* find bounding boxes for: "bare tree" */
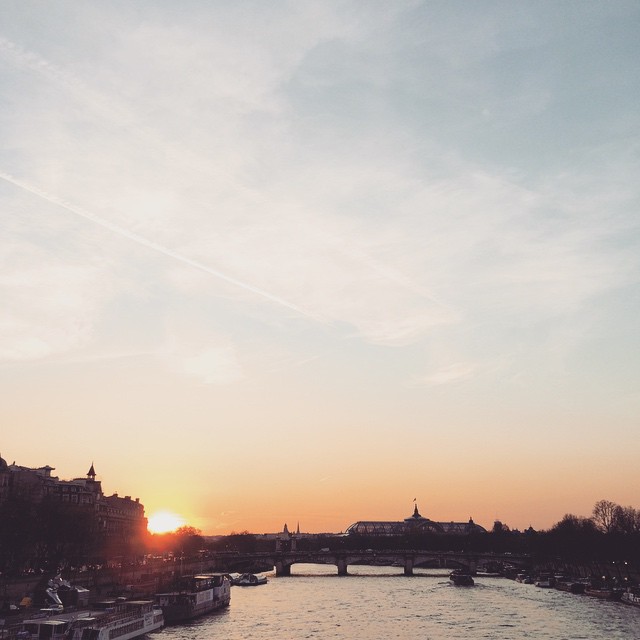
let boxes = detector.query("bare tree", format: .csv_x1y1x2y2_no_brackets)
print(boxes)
592,499,618,533
612,505,640,534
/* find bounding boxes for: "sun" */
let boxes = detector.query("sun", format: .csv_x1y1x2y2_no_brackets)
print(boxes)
147,511,186,534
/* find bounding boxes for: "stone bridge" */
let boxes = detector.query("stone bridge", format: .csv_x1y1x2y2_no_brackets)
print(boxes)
209,550,529,576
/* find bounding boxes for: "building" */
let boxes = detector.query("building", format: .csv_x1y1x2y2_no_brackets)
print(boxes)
345,503,486,536
0,454,10,503
0,455,147,550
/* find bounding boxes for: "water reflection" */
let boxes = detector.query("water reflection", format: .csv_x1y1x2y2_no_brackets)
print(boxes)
159,564,640,640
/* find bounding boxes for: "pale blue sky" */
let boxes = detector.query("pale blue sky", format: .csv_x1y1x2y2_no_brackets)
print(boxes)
1,1,639,533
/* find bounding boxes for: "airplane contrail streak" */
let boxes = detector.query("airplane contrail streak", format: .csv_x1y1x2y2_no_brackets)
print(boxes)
0,36,449,314
0,169,317,319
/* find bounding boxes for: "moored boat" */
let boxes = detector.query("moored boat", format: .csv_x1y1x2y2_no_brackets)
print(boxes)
554,576,585,594
156,574,230,623
621,587,640,607
21,599,163,640
449,570,474,586
555,580,585,594
232,573,268,587
584,585,623,600
534,574,554,588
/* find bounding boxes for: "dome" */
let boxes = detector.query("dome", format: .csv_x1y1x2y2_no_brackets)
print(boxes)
0,455,7,470
345,503,481,536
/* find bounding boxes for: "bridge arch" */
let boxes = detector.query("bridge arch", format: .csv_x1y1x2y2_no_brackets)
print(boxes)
272,551,477,577
208,550,529,577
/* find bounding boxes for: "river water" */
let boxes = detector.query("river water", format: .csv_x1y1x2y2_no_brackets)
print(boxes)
160,564,640,639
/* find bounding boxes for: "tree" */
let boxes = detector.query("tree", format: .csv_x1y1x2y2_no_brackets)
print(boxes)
592,499,619,533
550,513,597,535
543,513,600,560
175,526,204,556
34,500,96,572
0,496,38,574
612,505,640,534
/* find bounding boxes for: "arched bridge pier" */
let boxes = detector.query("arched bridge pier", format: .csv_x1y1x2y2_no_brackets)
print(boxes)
266,550,489,577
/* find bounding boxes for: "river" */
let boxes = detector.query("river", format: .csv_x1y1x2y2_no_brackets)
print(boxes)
159,564,640,639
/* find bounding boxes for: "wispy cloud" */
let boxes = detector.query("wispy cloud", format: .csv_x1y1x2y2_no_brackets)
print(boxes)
1,0,638,374
0,239,109,360
417,362,477,387
167,344,243,385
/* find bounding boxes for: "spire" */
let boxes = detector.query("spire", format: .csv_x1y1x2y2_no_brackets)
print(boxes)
283,523,289,534
87,462,96,479
296,522,300,535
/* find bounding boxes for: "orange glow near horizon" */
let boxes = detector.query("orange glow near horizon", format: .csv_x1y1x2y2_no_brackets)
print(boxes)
147,511,186,534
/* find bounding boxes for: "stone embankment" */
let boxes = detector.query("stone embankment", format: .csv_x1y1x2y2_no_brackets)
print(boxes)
1,559,209,601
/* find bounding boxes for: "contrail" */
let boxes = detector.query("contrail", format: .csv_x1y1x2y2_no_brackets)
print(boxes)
0,169,317,319
0,36,450,315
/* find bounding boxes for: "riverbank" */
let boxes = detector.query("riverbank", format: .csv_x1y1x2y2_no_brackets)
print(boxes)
2,556,637,604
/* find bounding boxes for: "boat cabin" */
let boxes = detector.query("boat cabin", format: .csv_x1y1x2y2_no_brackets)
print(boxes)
23,620,71,640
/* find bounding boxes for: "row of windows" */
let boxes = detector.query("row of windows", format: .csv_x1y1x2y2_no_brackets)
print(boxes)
59,494,94,503
345,521,486,535
108,620,144,640
345,521,446,535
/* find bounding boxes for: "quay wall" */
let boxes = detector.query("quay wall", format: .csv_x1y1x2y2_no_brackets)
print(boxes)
0,560,205,601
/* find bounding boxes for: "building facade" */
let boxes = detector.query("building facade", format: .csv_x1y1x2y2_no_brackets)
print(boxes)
345,503,487,536
0,455,147,550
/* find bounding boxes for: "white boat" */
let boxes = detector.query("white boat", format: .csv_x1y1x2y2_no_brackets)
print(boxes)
156,574,230,623
622,588,640,607
21,599,163,640
232,573,268,587
534,574,553,588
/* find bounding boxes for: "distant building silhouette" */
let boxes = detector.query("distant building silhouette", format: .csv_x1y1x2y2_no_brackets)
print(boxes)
276,522,297,551
345,503,486,535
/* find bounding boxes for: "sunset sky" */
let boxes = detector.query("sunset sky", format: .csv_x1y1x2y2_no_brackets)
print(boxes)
1,1,639,535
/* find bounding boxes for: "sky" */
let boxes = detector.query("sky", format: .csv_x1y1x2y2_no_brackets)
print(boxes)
1,0,639,535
